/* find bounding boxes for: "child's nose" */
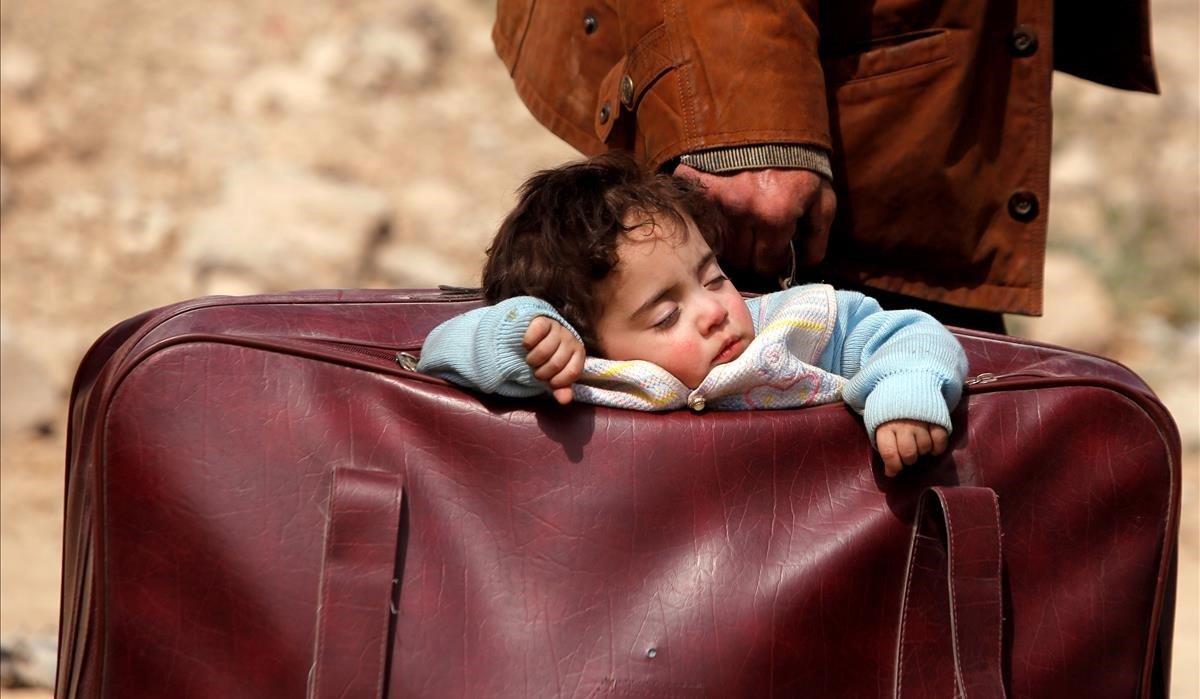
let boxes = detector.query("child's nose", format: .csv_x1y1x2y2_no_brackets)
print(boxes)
697,296,728,335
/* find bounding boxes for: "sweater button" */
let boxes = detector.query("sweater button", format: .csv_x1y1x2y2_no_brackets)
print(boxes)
1007,191,1039,221
598,102,611,125
1008,26,1038,57
688,396,706,411
583,13,598,35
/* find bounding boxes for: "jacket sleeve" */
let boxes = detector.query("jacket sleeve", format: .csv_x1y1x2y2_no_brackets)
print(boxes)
493,2,829,170
816,291,969,443
604,1,829,169
416,297,581,398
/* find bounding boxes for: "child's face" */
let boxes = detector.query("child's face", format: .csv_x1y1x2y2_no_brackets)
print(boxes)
593,215,755,389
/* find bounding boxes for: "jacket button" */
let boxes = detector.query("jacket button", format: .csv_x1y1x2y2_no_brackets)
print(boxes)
1009,25,1038,57
619,75,635,108
1007,191,1039,221
598,102,611,125
583,13,598,35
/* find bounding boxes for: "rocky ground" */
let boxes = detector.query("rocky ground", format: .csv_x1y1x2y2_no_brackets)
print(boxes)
1,0,1196,695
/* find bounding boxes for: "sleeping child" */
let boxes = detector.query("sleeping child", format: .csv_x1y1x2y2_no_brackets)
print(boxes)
418,154,969,476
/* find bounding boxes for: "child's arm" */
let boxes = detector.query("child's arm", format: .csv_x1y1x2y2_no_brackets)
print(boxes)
816,290,969,475
417,296,585,403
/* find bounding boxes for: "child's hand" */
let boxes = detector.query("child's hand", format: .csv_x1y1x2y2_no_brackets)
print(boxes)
874,419,950,477
523,317,585,405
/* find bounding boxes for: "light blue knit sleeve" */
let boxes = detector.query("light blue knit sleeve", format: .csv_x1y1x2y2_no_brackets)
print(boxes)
416,296,580,397
816,290,969,442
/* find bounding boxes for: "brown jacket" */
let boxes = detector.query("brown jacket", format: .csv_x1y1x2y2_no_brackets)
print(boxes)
494,0,1157,314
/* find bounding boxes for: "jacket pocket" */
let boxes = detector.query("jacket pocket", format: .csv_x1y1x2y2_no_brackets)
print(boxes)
823,29,950,85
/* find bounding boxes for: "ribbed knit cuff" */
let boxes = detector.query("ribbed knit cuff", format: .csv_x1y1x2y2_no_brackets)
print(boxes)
486,299,579,391
863,372,953,447
678,144,832,180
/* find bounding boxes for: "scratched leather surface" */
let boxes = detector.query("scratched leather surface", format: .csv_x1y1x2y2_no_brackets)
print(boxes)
58,291,1180,698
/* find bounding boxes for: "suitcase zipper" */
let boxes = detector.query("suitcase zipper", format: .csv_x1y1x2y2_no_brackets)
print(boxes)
286,339,422,371
965,370,1052,386
256,350,1062,388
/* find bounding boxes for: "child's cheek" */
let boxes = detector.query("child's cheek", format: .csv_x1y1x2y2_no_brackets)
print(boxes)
659,336,707,387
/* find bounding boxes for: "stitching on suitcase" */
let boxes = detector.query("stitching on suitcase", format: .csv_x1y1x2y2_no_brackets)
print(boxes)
373,484,404,698
942,490,966,698
312,471,340,697
989,491,1002,689
895,494,927,698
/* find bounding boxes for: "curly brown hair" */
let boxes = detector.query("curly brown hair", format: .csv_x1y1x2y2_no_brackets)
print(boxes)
482,153,726,352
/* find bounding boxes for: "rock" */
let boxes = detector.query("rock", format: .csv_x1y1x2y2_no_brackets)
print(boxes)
0,327,61,439
233,65,327,116
345,26,432,92
41,103,106,161
303,33,349,81
113,199,176,256
137,107,184,165
1014,251,1117,354
0,105,52,164
54,191,105,225
0,44,44,97
0,635,57,689
335,11,449,94
183,161,392,290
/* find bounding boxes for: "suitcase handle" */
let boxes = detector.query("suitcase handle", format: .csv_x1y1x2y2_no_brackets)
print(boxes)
896,486,1005,699
308,467,405,699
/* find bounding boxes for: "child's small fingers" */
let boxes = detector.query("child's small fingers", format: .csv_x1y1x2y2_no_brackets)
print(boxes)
550,348,585,387
876,429,901,477
914,426,933,455
547,354,583,389
525,330,566,367
931,427,950,454
551,386,574,404
522,317,552,349
897,431,919,466
533,342,575,381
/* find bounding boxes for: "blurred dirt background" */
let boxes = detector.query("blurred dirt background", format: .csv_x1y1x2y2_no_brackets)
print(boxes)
0,0,1196,695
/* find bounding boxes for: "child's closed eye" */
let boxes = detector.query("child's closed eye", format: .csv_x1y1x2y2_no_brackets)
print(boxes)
704,274,728,288
653,308,680,330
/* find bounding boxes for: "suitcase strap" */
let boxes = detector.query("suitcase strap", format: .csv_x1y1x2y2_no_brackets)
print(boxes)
308,467,405,699
896,486,1005,699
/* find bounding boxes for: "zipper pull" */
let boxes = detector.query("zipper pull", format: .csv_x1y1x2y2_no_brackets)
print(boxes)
395,352,419,371
965,372,997,386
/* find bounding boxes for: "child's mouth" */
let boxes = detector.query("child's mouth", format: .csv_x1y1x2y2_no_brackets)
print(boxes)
713,337,744,365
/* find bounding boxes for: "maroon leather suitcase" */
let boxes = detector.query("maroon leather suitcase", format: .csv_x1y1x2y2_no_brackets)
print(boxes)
56,288,1180,698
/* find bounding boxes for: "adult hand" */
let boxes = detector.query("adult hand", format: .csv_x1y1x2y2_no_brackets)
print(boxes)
674,165,837,283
